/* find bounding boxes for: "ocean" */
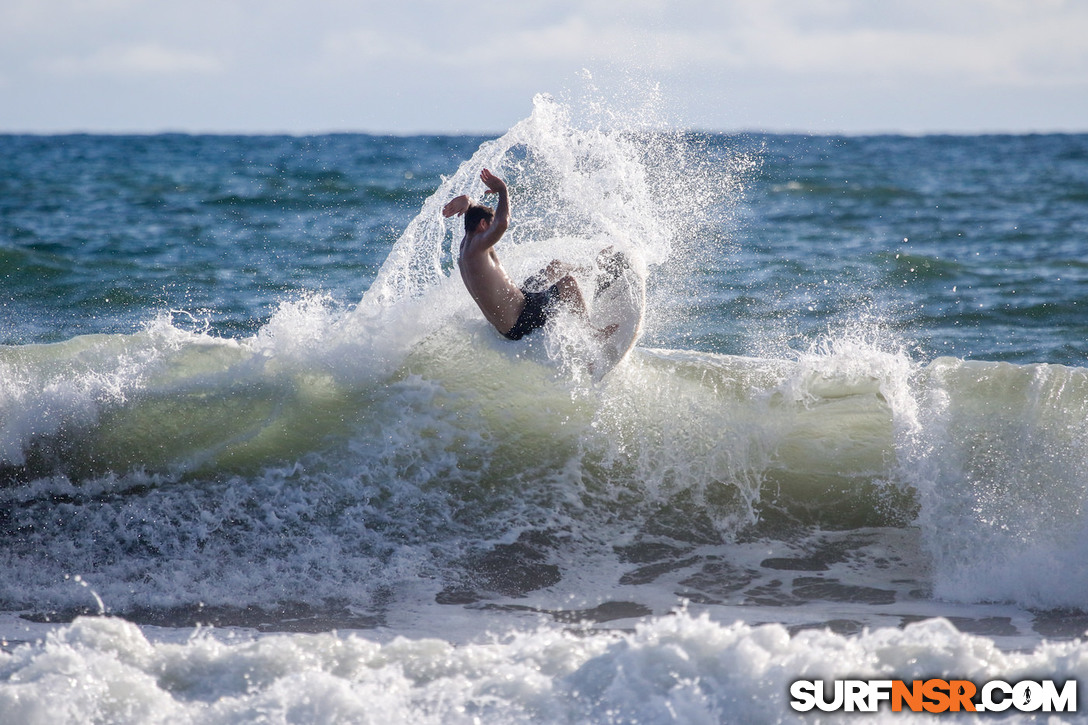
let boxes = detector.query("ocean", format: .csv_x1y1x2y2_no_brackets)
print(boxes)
2,92,1088,722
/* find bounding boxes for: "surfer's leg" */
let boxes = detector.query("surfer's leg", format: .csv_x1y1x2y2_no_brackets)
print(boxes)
555,275,617,340
554,275,588,317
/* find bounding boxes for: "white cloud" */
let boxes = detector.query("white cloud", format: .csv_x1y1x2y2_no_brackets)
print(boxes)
553,0,1088,86
1,0,1085,132
44,43,223,78
309,0,1088,88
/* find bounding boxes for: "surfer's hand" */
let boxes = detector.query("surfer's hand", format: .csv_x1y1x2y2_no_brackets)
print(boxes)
442,195,471,217
480,168,506,195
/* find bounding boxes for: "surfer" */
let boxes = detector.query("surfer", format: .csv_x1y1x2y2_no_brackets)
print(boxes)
443,168,611,341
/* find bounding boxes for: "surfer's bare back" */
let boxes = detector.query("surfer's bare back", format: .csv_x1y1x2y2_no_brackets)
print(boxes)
443,168,604,341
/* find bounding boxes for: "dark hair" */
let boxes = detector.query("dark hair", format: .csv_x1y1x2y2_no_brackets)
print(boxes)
464,204,494,234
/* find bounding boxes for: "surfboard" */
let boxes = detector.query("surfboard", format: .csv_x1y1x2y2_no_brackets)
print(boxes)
589,248,645,380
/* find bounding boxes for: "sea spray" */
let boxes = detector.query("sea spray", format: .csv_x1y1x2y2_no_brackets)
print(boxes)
361,92,752,315
905,358,1088,608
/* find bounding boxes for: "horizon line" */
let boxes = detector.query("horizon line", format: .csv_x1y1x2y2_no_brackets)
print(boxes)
3,125,1088,139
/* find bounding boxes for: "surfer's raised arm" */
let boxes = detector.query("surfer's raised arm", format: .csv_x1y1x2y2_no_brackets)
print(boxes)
474,168,509,250
442,169,509,251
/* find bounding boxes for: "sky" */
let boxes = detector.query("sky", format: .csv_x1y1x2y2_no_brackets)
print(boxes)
2,0,1087,135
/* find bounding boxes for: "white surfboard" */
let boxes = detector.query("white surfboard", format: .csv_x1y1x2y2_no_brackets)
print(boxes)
589,249,645,380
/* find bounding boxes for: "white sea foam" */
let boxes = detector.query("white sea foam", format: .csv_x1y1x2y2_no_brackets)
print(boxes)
1,612,1085,724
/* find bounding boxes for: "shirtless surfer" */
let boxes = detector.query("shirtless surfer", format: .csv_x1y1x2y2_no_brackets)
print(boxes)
443,168,611,341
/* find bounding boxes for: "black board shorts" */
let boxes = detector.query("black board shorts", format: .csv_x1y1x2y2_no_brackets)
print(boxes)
502,282,561,340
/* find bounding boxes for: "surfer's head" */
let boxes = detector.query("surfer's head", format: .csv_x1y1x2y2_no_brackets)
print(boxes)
464,204,494,235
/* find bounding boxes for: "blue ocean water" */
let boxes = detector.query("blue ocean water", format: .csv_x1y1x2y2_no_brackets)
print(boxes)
2,94,1088,722
0,133,487,342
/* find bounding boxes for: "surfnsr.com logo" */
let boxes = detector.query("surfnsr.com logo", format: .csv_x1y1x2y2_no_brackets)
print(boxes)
790,679,1077,714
